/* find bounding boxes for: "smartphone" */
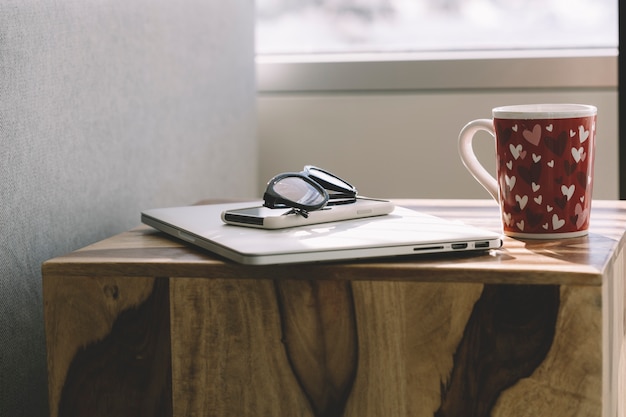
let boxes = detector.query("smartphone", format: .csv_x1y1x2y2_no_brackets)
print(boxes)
221,198,395,229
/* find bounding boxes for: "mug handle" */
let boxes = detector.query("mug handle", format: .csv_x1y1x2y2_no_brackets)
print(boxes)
458,119,499,202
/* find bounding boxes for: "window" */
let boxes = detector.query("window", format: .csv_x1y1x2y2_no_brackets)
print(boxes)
256,1,618,93
256,0,617,56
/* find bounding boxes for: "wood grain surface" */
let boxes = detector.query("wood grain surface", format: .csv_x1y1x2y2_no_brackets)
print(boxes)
44,276,171,417
275,279,357,417
42,199,626,417
42,200,626,286
492,285,603,417
169,277,312,416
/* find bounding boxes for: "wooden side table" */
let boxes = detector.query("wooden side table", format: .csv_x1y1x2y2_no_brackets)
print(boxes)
42,199,626,417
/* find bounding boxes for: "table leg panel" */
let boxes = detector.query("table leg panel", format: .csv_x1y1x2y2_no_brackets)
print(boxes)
493,285,602,417
43,275,171,417
613,247,625,417
346,281,484,417
169,278,313,417
348,281,584,417
45,276,606,417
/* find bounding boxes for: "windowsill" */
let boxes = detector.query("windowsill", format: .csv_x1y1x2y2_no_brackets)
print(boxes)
256,48,618,93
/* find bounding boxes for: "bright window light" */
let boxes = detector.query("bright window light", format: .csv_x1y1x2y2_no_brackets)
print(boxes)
256,0,618,56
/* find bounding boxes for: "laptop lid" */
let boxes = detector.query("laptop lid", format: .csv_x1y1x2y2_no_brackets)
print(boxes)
141,201,503,265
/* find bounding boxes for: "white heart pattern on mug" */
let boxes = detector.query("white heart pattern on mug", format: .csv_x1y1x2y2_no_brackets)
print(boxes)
552,214,565,230
510,144,523,160
561,184,575,201
571,147,585,163
505,174,516,191
579,125,590,143
515,194,528,210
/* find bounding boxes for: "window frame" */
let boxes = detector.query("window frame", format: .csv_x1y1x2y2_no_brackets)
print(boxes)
619,1,625,199
257,49,617,93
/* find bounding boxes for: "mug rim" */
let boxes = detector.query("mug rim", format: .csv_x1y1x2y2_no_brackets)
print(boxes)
493,103,597,119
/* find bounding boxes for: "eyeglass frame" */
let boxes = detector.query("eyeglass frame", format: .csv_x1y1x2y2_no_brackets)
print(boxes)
262,165,358,215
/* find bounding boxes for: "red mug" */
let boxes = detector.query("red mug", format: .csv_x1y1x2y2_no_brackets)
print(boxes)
459,104,597,239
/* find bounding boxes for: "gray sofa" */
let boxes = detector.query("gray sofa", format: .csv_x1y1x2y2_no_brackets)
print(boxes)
0,1,257,415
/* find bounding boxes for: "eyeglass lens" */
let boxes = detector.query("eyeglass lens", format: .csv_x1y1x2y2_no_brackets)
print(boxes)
306,166,355,193
273,176,327,206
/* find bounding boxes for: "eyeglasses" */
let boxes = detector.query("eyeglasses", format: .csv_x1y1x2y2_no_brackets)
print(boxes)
263,165,358,217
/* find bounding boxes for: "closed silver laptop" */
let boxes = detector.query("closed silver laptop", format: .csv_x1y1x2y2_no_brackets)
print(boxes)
141,201,502,265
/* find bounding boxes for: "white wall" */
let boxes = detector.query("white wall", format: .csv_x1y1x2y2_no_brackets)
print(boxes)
0,2,256,416
257,53,618,201
258,89,617,200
